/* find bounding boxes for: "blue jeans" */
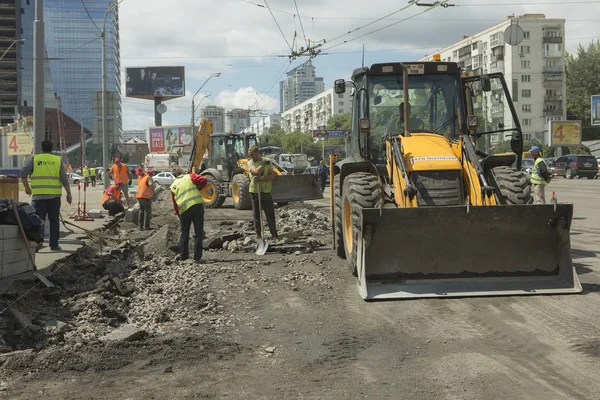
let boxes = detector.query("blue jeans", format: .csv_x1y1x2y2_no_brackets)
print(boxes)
179,204,204,261
32,197,61,249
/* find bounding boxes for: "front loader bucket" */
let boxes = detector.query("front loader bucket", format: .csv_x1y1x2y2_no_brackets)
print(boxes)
271,174,324,203
357,204,581,300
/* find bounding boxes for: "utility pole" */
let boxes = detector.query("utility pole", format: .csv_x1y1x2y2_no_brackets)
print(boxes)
33,0,44,154
191,73,220,135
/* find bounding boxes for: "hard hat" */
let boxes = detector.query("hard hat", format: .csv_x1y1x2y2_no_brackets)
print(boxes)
531,146,541,152
114,157,121,163
115,181,124,186
135,167,143,175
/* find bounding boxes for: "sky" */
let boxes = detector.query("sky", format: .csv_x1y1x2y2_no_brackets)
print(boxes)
119,0,600,131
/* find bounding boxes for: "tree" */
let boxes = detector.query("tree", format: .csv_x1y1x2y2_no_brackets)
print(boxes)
566,40,600,141
262,126,286,148
327,113,351,130
121,152,130,163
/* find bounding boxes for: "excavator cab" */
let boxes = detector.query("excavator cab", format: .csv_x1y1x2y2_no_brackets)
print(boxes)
330,61,580,300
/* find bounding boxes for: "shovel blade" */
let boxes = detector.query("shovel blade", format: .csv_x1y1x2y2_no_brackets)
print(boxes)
255,239,269,255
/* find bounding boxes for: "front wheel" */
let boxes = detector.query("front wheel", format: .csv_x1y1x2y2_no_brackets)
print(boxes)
201,174,226,208
231,174,252,210
487,166,532,205
565,168,574,179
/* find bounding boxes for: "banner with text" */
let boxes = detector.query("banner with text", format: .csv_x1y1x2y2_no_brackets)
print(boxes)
6,131,33,156
549,120,582,147
149,126,193,153
312,129,350,139
592,95,600,126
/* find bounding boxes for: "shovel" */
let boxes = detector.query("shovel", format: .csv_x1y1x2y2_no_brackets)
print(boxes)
255,179,269,255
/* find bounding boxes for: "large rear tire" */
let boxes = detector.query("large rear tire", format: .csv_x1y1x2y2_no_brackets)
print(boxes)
232,174,252,210
332,175,345,259
201,174,226,209
488,166,532,205
341,172,381,276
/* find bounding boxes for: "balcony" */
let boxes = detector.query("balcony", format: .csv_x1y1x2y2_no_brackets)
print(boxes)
543,36,563,44
544,51,562,58
543,65,563,73
491,54,504,62
544,94,562,101
544,108,563,116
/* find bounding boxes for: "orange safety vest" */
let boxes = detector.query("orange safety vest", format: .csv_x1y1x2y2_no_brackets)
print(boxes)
101,186,121,206
111,164,129,183
136,175,152,199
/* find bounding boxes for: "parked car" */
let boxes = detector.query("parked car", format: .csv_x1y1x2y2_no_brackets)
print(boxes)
521,158,535,176
152,171,176,186
303,166,329,184
596,156,600,169
68,173,84,185
554,154,599,179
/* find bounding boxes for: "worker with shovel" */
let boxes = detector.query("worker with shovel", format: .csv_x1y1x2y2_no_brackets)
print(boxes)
248,146,278,251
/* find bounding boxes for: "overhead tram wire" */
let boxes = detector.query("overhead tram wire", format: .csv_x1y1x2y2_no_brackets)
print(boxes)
81,0,102,33
293,0,309,48
249,59,291,111
264,0,294,52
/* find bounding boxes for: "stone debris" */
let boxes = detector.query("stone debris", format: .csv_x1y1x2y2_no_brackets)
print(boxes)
99,324,148,342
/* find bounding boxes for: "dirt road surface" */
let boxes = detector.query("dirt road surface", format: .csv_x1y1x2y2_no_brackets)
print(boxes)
1,179,599,399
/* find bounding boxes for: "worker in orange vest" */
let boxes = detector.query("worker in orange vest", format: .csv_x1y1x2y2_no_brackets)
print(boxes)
101,181,125,217
111,158,131,208
135,167,154,231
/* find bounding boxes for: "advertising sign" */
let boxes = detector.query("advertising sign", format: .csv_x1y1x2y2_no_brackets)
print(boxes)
312,129,350,139
148,126,193,153
549,120,582,146
126,66,185,99
323,145,346,159
592,95,600,126
6,131,33,156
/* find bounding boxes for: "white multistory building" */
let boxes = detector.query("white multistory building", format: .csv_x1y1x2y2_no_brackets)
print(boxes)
281,87,353,133
122,129,146,142
201,106,226,132
228,109,251,133
279,60,325,112
420,14,566,145
247,113,281,136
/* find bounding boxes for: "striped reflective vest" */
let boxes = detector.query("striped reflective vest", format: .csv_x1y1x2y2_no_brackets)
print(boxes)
30,153,63,196
136,175,152,199
101,186,121,206
248,157,272,194
83,168,90,178
111,163,128,183
170,174,204,214
530,157,549,185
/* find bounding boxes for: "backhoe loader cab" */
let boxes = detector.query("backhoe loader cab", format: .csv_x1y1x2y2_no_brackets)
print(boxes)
331,61,580,301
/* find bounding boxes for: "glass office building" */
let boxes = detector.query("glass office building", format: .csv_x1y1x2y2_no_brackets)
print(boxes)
19,0,121,136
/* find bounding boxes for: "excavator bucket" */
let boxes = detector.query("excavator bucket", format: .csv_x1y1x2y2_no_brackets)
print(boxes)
271,174,324,203
356,203,581,300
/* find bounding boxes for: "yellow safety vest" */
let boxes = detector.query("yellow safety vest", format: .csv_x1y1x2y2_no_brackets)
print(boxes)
30,153,63,196
83,168,90,178
248,157,272,194
170,174,204,214
530,157,549,185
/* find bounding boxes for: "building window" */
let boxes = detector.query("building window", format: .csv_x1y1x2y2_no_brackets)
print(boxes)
519,45,530,54
544,30,560,37
522,118,532,126
522,89,531,97
523,133,532,141
522,104,531,112
338,94,344,98
545,60,557,67
521,60,531,69
453,50,458,58
490,33,499,47
338,101,344,106
472,43,478,50
523,31,530,39
521,75,531,83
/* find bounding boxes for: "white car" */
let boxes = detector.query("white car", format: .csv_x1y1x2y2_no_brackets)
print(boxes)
68,173,84,185
152,172,176,186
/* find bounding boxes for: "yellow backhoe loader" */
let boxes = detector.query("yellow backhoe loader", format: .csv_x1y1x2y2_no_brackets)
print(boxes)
330,60,581,300
189,120,322,209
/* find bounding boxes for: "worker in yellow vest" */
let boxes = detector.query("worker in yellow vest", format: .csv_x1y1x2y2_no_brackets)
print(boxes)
529,146,551,204
248,145,278,240
171,173,207,262
135,167,154,231
82,165,90,186
101,181,125,216
20,140,73,251
111,158,131,208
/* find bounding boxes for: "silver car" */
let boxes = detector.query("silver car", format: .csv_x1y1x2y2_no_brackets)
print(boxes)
68,173,84,184
152,171,176,186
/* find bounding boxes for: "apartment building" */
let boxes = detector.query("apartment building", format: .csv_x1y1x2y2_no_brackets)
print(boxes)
228,108,251,133
247,113,281,136
279,60,325,112
420,14,566,145
281,87,353,133
201,106,226,132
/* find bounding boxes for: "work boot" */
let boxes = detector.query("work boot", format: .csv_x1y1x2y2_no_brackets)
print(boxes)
50,246,63,252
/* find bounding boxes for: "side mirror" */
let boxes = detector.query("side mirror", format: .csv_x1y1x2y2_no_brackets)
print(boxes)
481,76,491,92
359,118,371,134
467,115,478,131
334,79,346,94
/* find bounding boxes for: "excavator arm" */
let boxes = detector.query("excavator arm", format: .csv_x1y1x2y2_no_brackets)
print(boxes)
188,119,214,173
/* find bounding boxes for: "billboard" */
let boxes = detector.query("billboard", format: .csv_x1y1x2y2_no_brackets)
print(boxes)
6,131,33,156
126,66,185,99
148,126,194,153
592,95,600,126
323,145,346,159
312,129,350,139
549,120,582,147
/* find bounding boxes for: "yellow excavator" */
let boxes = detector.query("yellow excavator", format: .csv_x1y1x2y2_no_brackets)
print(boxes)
189,120,323,209
330,59,581,300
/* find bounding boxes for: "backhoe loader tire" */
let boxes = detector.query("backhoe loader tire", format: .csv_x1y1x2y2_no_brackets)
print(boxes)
342,172,381,276
232,174,252,210
202,174,226,209
489,166,532,205
333,176,345,259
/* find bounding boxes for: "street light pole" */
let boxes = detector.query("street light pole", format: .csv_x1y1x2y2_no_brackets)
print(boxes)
101,0,122,189
190,73,220,134
33,0,44,154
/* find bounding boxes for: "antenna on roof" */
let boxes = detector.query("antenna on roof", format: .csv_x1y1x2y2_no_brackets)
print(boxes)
361,44,365,68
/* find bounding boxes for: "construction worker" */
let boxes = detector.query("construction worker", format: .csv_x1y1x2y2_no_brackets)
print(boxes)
110,158,131,208
90,166,97,187
101,181,125,216
530,146,551,204
135,167,154,231
20,140,73,251
170,173,207,262
318,160,329,192
248,146,278,240
82,165,90,186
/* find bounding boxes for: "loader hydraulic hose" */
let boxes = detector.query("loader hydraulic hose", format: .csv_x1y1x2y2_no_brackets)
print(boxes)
391,137,417,199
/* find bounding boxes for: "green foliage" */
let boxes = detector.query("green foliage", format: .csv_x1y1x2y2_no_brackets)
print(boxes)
566,40,600,140
281,132,320,158
262,126,286,148
326,113,351,130
121,153,130,163
567,145,592,155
